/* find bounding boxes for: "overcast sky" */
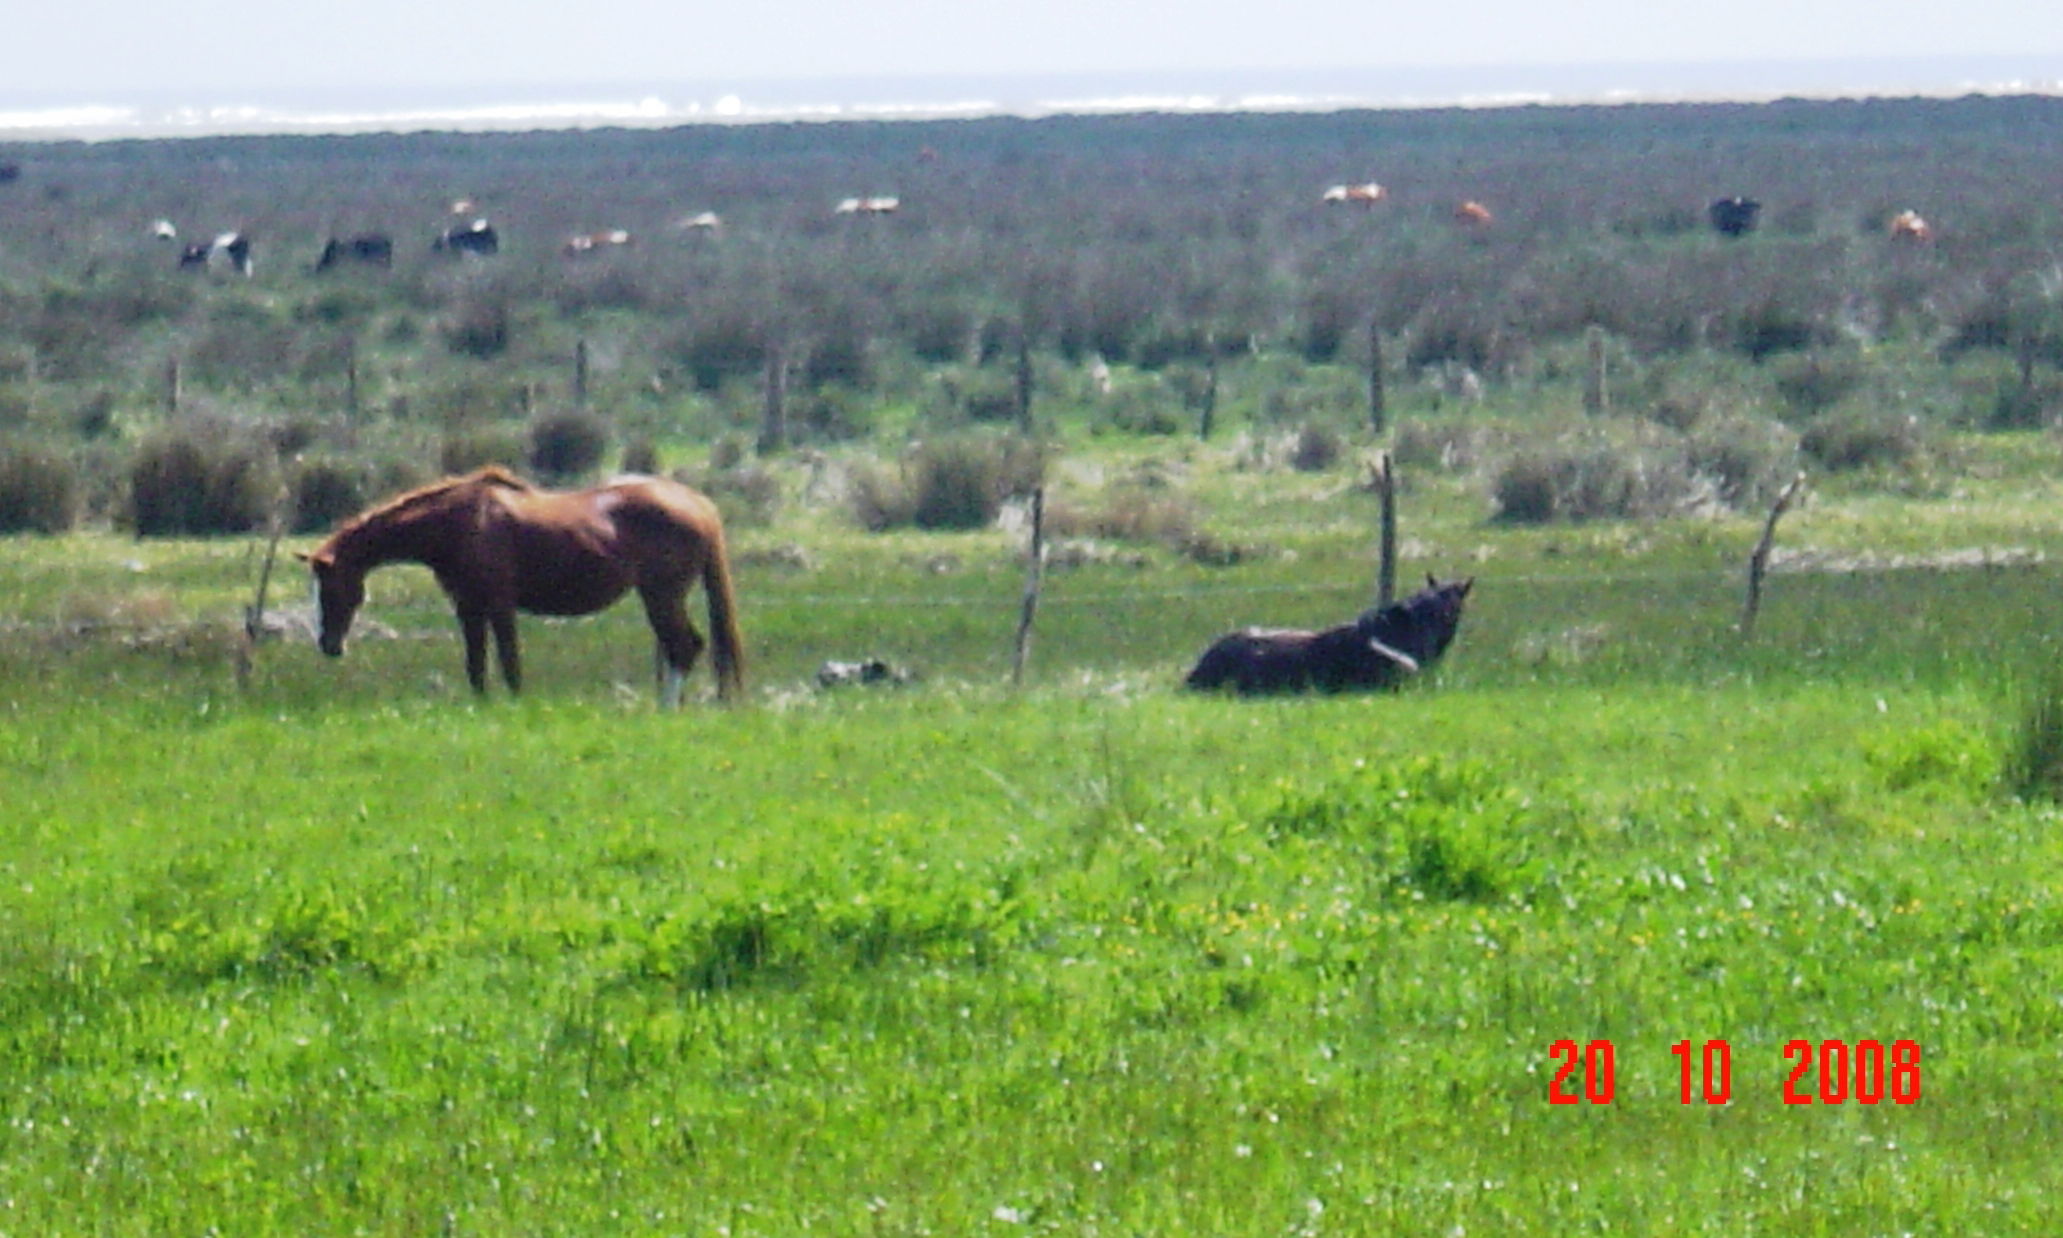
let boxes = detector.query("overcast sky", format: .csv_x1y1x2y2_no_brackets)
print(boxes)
10,0,2060,97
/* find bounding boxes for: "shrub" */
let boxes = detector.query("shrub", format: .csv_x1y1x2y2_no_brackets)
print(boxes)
1798,409,1927,472
529,411,611,482
621,438,662,475
686,464,782,528
1771,352,1866,418
290,457,370,535
2005,673,2063,804
1290,423,1345,472
129,429,277,536
850,436,1045,531
443,300,510,359
1490,440,1703,523
0,441,77,533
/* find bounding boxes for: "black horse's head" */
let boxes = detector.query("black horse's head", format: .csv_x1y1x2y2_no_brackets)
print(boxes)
296,549,365,657
1358,575,1474,666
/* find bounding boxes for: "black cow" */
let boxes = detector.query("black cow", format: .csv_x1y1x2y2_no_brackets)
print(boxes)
434,220,499,257
315,234,394,271
1708,197,1762,238
0,163,21,185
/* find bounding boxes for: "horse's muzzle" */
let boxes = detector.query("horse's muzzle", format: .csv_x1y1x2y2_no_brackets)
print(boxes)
318,634,345,657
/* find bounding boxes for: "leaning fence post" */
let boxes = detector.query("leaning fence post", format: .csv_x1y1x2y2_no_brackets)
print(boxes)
1372,451,1398,607
574,338,591,408
1740,471,1807,637
164,356,182,416
1011,486,1046,687
237,480,290,690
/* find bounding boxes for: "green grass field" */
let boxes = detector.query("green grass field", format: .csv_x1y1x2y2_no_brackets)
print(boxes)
5,427,2063,1233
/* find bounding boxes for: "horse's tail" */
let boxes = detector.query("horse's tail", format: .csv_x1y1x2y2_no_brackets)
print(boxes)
703,535,746,703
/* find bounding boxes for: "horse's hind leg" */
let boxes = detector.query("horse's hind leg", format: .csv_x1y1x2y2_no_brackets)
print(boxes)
640,584,705,708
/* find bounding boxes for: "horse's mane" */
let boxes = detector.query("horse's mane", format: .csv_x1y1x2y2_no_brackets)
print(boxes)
328,466,537,540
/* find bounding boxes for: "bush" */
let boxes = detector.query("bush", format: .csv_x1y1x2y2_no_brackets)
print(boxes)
290,457,370,535
529,411,610,482
2004,672,2063,804
1798,409,1927,472
0,441,77,533
1491,440,1702,524
129,429,276,536
1290,423,1345,472
851,436,1045,531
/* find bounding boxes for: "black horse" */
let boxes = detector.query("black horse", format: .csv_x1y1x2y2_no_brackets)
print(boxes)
315,233,395,271
1184,575,1473,695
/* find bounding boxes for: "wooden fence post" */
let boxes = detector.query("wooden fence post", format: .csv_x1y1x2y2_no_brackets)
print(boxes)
1372,451,1398,607
164,357,182,416
1198,348,1219,440
1583,325,1609,416
344,336,360,419
1740,472,1807,636
1014,330,1035,434
1012,487,1046,687
1367,318,1388,435
573,338,590,408
758,345,787,454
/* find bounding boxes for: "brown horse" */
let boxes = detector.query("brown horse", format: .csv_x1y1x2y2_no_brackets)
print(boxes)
299,466,744,705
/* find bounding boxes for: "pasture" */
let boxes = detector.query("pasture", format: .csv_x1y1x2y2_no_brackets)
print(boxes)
5,424,2063,1233
4,94,2063,1231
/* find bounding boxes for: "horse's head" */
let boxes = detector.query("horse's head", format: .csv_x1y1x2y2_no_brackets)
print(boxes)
296,549,364,657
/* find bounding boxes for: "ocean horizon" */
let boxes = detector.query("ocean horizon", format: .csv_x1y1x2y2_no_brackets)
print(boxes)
2,55,2059,142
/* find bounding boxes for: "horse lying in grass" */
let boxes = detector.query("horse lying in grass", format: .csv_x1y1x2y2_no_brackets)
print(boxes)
300,466,743,706
1184,575,1473,695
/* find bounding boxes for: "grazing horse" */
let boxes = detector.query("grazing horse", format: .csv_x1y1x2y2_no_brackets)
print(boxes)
315,233,394,271
299,466,744,706
1184,576,1473,695
1708,197,1762,237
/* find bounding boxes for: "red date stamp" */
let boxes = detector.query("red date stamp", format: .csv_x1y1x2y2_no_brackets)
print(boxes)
1548,1038,1921,1105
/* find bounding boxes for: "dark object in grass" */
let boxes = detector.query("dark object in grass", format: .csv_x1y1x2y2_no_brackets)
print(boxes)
1184,576,1473,695
1709,196,1761,237
816,658,913,689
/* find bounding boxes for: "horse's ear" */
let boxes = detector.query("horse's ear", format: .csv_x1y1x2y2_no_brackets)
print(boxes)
1427,572,1438,589
1459,577,1475,596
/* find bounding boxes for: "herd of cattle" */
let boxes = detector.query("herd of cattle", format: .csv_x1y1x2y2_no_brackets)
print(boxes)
134,181,1937,280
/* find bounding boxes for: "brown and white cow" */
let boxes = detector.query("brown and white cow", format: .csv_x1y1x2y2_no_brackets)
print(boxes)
1453,200,1494,227
1322,183,1387,207
834,196,900,216
1888,210,1934,243
563,228,632,257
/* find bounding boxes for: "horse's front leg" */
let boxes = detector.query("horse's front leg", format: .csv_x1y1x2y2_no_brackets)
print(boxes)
457,609,491,694
490,610,522,694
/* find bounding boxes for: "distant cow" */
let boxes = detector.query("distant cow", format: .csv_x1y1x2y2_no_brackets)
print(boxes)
315,233,394,271
179,232,253,277
1708,197,1762,238
149,218,178,241
562,228,631,257
434,220,499,256
0,163,20,185
1453,200,1494,227
1888,209,1933,243
1322,182,1387,207
834,196,900,215
674,211,723,232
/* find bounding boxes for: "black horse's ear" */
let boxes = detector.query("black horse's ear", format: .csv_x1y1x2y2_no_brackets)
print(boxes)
1427,572,1438,589
1459,577,1475,595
